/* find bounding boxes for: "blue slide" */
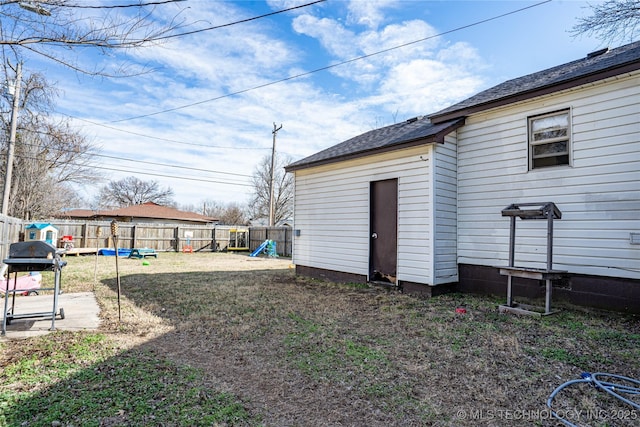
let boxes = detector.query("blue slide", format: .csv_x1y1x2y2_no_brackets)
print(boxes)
249,240,269,257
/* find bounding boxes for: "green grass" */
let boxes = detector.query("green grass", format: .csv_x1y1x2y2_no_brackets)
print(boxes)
1,253,638,426
284,310,436,418
0,332,252,426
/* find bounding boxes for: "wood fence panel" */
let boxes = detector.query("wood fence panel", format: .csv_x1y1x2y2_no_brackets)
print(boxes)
249,227,292,257
0,215,24,261
177,225,223,252
213,226,233,252
134,224,177,251
13,221,292,256
0,216,292,259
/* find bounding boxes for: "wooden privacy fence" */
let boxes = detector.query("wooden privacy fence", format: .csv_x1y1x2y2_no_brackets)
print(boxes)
249,226,293,258
0,215,24,261
44,221,293,257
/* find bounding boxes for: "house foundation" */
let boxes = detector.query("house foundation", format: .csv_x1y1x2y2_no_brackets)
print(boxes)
458,264,640,314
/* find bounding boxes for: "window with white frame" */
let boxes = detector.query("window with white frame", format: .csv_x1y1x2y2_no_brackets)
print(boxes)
528,109,571,169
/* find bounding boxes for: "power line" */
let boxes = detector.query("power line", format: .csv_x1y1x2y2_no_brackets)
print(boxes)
154,0,326,41
95,164,252,187
66,115,271,151
53,1,324,37
7,151,254,187
48,1,325,145
93,152,253,178
15,139,254,178
107,0,552,124
23,0,553,180
61,0,186,9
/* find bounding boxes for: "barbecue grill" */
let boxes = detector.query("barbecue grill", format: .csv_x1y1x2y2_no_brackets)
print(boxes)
2,241,67,335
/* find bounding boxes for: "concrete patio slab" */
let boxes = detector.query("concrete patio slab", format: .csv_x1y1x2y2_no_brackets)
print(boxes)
1,292,101,340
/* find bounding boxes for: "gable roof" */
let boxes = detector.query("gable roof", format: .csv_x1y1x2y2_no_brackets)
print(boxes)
429,40,640,124
285,116,465,172
25,223,57,230
107,202,216,222
60,202,217,224
285,41,640,174
60,209,95,218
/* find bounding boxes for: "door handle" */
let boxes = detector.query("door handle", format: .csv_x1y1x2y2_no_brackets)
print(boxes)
371,232,378,239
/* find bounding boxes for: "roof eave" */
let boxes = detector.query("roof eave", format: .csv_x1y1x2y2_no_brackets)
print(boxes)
285,118,465,173
430,62,640,124
110,214,214,223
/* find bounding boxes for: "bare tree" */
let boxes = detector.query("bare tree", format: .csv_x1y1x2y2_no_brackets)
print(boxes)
96,176,175,208
249,154,293,225
0,0,189,77
183,199,249,225
0,1,189,217
217,203,249,225
0,66,99,218
571,0,640,44
7,124,98,219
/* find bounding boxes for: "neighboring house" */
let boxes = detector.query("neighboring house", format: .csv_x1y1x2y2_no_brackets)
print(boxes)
285,40,640,313
58,202,218,225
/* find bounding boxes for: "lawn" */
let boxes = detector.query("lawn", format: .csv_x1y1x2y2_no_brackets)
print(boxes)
1,252,639,426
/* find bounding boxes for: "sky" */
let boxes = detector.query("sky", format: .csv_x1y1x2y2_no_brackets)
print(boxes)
22,0,611,210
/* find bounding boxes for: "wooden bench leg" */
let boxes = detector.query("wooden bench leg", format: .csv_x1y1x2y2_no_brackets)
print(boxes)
545,278,552,315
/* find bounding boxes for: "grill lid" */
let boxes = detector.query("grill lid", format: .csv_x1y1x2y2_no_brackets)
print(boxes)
7,241,61,259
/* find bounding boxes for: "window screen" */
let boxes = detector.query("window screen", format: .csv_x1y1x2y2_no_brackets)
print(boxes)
529,110,571,169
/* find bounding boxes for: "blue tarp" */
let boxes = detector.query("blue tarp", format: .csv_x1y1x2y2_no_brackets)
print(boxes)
98,248,132,257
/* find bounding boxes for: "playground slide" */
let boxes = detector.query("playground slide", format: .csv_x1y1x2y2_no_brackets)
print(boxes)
249,240,269,257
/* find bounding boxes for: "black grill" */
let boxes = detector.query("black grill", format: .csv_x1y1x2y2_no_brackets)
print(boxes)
2,241,67,335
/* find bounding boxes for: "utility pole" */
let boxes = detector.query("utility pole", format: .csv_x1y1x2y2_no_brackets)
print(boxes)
1,4,50,216
269,122,282,226
2,62,22,216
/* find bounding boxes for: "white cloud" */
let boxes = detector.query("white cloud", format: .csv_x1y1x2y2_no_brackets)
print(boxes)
289,10,484,118
377,58,484,116
346,0,400,29
292,15,358,58
292,13,442,85
49,2,507,207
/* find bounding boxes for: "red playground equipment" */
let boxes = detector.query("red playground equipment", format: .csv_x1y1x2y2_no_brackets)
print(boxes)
61,235,74,250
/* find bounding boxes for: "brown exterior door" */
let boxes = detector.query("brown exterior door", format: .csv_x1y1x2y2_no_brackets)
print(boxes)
369,179,398,283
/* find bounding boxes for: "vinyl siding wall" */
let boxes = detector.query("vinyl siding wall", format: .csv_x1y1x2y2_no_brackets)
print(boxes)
434,134,459,284
457,72,640,279
292,145,438,284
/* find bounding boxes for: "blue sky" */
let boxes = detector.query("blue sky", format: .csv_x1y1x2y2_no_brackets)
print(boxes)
32,0,609,209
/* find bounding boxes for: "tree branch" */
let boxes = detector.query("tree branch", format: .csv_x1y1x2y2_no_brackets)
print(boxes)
571,0,640,44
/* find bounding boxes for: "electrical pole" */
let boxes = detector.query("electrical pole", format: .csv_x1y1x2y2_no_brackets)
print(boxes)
2,62,22,216
1,5,49,216
269,123,282,226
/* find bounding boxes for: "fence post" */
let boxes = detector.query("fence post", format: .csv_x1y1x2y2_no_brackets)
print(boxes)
285,227,289,257
82,222,88,248
132,225,137,248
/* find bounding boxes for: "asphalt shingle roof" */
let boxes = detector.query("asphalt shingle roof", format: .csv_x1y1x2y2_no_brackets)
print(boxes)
285,116,464,171
60,202,216,223
285,40,640,173
429,40,640,123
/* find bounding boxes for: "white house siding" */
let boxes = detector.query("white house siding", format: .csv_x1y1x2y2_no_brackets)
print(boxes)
292,145,437,284
457,72,640,280
434,134,459,284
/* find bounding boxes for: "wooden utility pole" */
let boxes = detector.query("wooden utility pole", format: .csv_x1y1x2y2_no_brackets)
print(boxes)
269,123,282,226
1,62,22,216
